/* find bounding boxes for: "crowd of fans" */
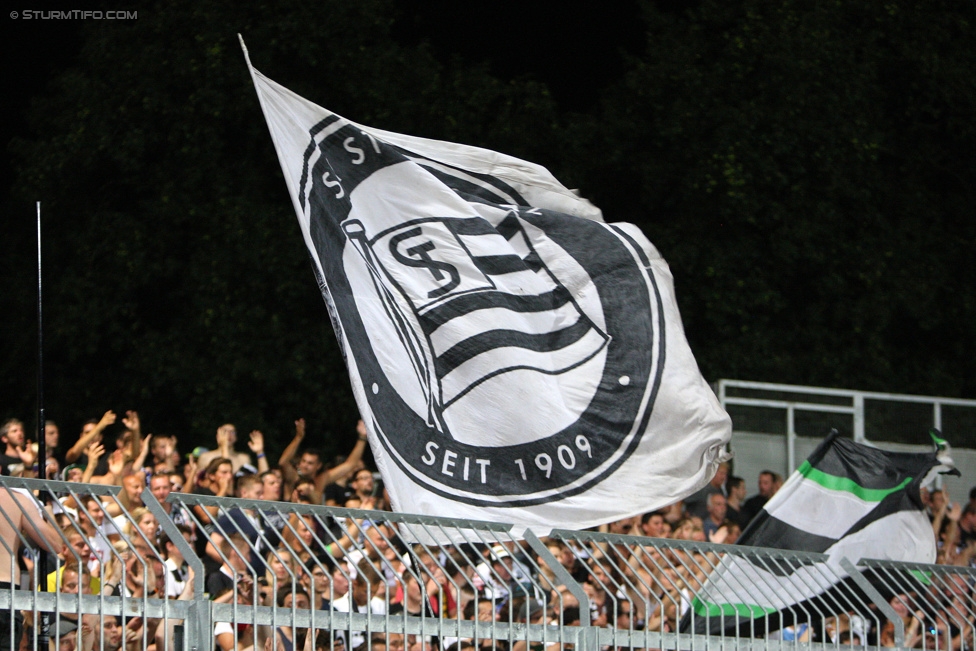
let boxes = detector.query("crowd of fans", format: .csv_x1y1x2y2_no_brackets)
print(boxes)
1,414,974,651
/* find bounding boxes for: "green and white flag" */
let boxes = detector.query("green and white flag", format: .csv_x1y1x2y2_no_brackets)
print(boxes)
686,431,955,635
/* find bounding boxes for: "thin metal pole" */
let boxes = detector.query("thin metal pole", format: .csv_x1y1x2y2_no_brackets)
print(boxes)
36,201,46,475
36,201,50,651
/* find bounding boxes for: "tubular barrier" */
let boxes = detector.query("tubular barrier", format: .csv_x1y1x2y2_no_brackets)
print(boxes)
1,476,973,651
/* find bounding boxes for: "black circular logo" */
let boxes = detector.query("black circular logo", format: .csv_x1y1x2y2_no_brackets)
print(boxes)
302,122,664,507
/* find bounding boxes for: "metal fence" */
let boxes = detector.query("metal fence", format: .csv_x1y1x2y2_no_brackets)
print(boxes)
716,380,976,485
716,380,976,443
2,475,974,651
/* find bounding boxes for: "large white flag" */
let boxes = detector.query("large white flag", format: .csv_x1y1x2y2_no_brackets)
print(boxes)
243,41,731,532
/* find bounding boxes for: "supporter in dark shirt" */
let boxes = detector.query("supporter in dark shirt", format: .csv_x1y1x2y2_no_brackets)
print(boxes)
740,470,777,524
725,476,750,529
0,419,34,476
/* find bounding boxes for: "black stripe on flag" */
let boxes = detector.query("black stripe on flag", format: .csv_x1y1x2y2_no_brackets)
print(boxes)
419,286,573,332
434,317,596,378
842,483,924,539
738,511,837,575
494,214,523,240
739,511,837,556
298,115,341,211
444,217,498,236
811,436,932,492
471,252,544,275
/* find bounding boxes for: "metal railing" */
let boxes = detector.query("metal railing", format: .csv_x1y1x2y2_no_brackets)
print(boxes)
2,475,974,651
716,380,976,472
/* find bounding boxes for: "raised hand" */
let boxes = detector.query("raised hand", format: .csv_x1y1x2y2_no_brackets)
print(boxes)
87,442,105,463
98,410,118,429
16,439,37,465
216,471,232,496
248,430,265,455
108,449,125,477
139,434,152,458
45,456,59,479
949,502,963,522
237,574,255,601
708,526,729,545
216,424,235,450
183,457,198,485
122,410,140,434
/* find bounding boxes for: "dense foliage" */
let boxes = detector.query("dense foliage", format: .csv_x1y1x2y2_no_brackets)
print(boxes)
3,0,973,455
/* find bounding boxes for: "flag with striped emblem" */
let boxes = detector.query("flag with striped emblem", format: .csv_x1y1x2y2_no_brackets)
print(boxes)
243,39,732,532
685,431,956,636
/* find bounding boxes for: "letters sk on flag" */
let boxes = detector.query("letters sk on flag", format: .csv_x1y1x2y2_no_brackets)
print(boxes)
244,47,731,532
687,432,954,636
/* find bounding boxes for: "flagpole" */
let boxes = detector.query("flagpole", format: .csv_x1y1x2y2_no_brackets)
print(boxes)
36,200,50,651
36,201,46,474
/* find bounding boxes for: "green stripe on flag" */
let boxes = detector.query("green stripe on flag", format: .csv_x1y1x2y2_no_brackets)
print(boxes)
909,569,932,586
691,596,777,618
797,461,912,501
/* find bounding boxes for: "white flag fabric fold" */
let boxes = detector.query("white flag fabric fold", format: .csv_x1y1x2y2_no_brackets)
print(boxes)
244,42,732,533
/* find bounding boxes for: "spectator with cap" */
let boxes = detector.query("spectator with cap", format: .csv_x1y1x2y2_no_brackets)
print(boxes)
475,544,531,604
53,619,81,651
